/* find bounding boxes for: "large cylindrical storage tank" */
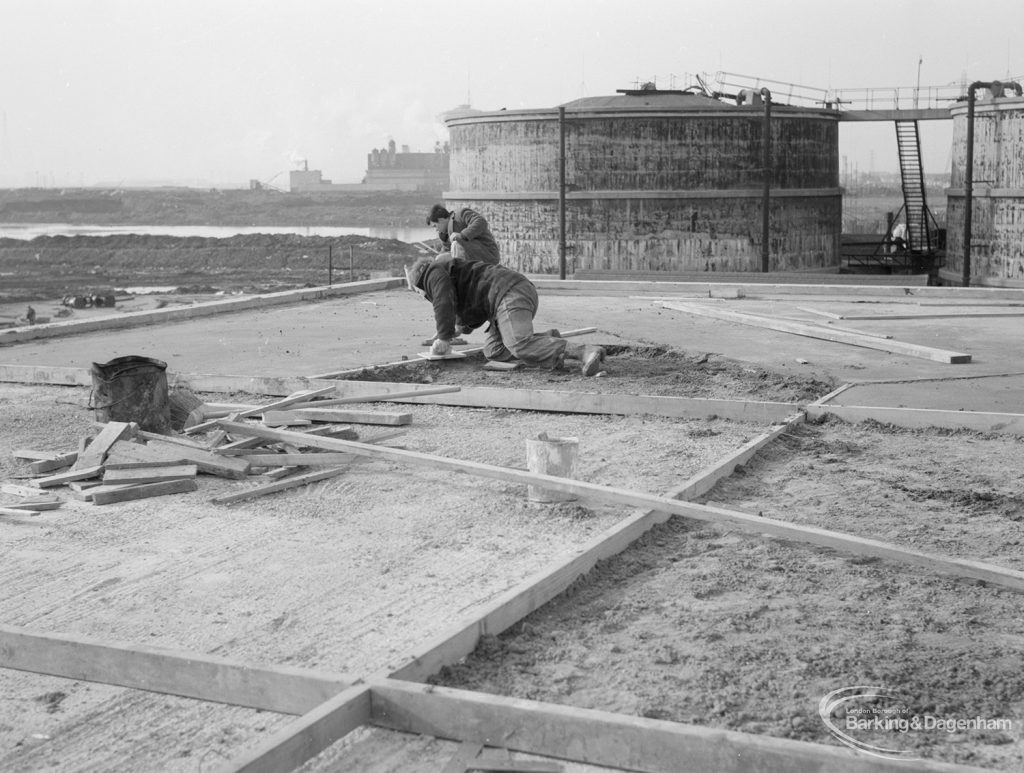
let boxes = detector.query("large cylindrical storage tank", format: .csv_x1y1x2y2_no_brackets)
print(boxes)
945,92,1024,287
444,89,841,274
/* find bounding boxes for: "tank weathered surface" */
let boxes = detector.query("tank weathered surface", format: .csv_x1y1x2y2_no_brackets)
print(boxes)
946,94,1024,287
445,90,841,274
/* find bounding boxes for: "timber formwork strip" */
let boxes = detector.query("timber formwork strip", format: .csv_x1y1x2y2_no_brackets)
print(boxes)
0,366,801,423
220,683,373,773
0,626,991,773
808,404,1024,435
533,278,1024,300
381,385,798,423
218,421,1024,594
0,624,353,715
835,311,1024,320
368,679,988,773
572,269,932,286
384,415,805,684
0,279,403,346
808,383,855,406
656,302,973,364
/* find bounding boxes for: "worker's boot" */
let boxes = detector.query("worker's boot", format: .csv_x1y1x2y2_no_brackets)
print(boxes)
563,342,606,376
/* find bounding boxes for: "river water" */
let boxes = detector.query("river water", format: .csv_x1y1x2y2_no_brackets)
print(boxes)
0,224,436,243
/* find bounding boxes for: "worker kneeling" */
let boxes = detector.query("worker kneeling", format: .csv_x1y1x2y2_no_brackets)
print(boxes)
405,256,606,376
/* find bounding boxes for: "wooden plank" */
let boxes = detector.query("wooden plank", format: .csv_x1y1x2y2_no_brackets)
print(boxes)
0,366,799,423
12,449,63,462
807,404,1024,436
2,483,51,498
809,383,856,406
210,467,346,506
656,302,973,364
238,453,358,467
222,683,372,773
183,386,338,435
70,483,141,502
102,464,198,485
837,311,1024,320
0,278,404,347
0,364,94,387
385,416,804,683
287,384,462,409
142,437,251,479
104,440,186,467
33,465,104,488
1,506,40,517
91,478,198,505
468,760,563,772
103,457,198,470
136,429,216,449
7,500,61,511
321,382,799,424
533,277,1024,300
369,679,983,773
69,480,105,491
264,408,413,426
215,424,359,454
220,421,1024,595
74,422,135,470
796,306,844,319
738,311,895,340
28,452,78,474
261,414,313,427
0,624,352,715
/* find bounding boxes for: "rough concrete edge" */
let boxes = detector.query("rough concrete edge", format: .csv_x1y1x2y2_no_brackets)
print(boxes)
0,278,404,346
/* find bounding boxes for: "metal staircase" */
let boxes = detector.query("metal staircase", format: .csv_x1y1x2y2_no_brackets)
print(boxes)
894,120,936,253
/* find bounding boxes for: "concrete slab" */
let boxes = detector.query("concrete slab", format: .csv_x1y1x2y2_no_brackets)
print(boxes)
0,283,1021,413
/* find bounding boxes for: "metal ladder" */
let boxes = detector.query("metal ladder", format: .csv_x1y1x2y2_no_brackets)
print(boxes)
894,120,935,252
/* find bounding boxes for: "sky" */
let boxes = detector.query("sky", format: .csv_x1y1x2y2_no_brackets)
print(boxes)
1,0,1022,189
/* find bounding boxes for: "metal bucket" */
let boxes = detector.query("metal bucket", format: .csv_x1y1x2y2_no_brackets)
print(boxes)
90,355,171,434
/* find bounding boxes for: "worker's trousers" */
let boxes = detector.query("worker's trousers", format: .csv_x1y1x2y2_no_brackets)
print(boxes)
483,282,566,368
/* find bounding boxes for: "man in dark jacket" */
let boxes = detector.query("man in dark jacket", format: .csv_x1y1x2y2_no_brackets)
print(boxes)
405,256,606,376
426,204,500,265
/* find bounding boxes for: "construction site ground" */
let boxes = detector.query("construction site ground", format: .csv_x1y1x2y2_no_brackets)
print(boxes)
1,279,1023,771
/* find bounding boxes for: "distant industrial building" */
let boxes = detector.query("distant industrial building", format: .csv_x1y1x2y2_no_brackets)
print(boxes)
288,140,449,194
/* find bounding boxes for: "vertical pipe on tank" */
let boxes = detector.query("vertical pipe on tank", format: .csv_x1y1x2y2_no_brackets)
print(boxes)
559,106,567,280
760,89,772,272
963,82,984,288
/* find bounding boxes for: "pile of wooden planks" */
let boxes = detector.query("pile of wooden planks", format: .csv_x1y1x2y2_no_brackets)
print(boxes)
2,385,449,516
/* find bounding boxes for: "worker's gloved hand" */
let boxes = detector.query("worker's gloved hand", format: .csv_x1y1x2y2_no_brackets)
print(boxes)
450,232,465,243
430,338,451,356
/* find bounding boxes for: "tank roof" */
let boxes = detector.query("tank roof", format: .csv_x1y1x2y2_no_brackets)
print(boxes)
559,89,733,111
